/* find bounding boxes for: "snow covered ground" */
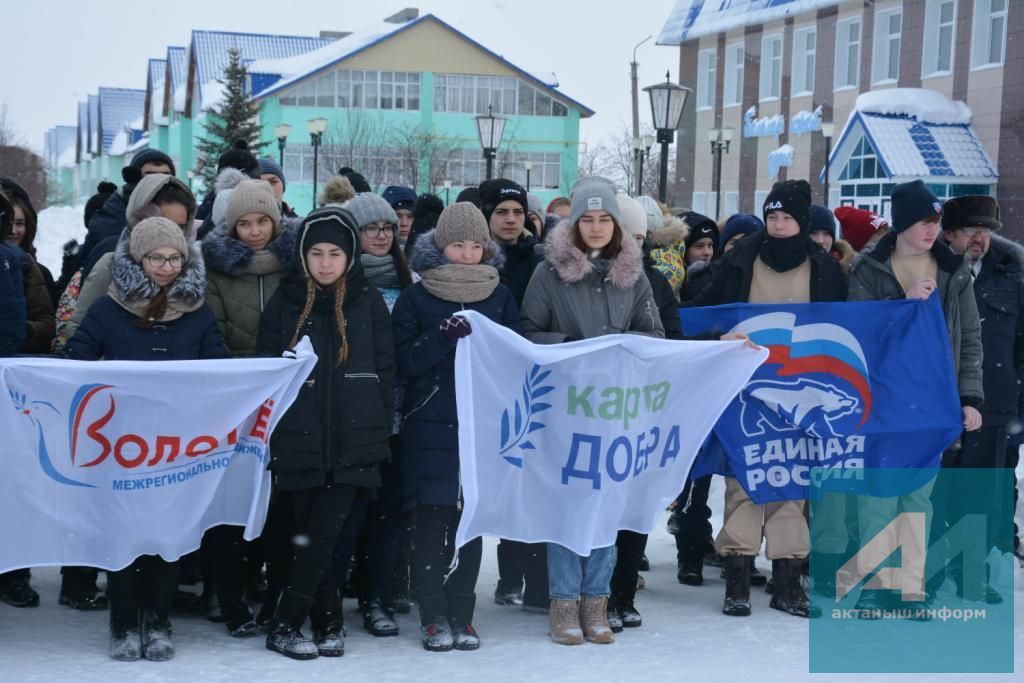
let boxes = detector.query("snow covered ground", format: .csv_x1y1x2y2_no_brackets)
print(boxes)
18,205,1024,681
34,205,86,277
1,472,1021,682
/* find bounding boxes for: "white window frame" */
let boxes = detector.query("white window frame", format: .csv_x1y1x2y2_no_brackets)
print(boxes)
791,26,817,97
872,8,902,84
724,42,744,107
759,34,783,101
834,18,861,90
971,0,1008,69
697,48,717,110
923,0,957,77
724,191,740,217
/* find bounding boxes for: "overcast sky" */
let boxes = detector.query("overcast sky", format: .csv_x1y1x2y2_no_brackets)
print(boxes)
2,0,681,154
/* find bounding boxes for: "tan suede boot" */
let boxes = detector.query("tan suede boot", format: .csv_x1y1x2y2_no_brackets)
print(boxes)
548,599,584,645
580,596,614,644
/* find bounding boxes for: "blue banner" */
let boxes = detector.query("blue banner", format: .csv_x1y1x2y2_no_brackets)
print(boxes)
680,298,963,503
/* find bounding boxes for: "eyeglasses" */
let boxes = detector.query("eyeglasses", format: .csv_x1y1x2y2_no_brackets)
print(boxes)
961,227,991,237
362,223,395,238
144,254,185,269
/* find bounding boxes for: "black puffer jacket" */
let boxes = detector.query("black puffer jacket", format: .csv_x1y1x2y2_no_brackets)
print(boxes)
971,234,1024,425
686,230,848,309
498,230,543,307
80,186,132,279
256,262,395,492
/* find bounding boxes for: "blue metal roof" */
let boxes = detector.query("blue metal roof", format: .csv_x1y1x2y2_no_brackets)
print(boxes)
98,87,146,155
190,30,333,108
168,46,186,92
823,111,998,184
148,58,166,93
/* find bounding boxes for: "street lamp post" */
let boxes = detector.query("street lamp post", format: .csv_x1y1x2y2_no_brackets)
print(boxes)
707,127,734,221
634,134,655,197
820,121,835,207
643,71,692,204
186,169,194,191
443,179,453,205
474,105,507,181
275,123,292,166
307,117,327,212
524,160,533,192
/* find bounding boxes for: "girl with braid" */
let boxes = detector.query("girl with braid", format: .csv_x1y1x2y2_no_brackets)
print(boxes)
256,206,395,660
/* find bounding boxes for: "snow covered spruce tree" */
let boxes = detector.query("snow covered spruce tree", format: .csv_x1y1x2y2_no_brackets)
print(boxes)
193,48,265,190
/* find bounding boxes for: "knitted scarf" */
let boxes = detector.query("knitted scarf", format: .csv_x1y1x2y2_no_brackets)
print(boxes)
419,264,499,304
360,253,401,288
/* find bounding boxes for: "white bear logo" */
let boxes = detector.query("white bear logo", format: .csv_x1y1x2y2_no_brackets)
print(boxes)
739,378,859,440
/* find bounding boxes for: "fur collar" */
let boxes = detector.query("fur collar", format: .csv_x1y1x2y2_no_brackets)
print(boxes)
648,215,689,248
987,233,1024,273
201,219,299,276
408,229,505,273
109,233,206,305
543,220,644,289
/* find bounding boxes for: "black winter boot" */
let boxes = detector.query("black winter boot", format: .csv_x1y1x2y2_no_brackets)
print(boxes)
677,559,703,586
449,593,482,650
60,567,108,610
265,590,318,660
141,611,174,661
722,555,752,616
310,583,344,657
769,559,819,618
363,598,399,637
0,570,39,608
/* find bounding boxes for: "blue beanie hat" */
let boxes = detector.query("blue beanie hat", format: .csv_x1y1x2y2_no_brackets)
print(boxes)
258,157,286,191
719,213,764,249
382,185,417,211
809,204,837,238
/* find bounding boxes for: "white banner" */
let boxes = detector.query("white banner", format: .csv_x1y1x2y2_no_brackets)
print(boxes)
0,339,317,572
454,312,768,556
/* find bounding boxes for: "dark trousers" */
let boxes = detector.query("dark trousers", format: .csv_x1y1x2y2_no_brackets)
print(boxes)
942,426,1015,555
413,504,482,628
496,540,549,605
611,530,648,606
273,484,359,629
107,556,179,631
333,454,403,605
207,524,253,627
674,475,713,562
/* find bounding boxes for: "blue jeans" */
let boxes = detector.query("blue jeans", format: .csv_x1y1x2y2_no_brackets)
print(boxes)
547,543,616,600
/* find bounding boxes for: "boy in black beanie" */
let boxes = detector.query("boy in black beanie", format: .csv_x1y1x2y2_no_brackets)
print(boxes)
476,178,540,307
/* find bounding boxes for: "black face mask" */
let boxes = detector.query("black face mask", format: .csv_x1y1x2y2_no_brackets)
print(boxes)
759,232,808,272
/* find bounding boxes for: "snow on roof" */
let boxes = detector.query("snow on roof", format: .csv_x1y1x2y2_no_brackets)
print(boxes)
191,30,333,108
109,129,130,157
248,14,590,115
824,88,995,183
98,88,146,155
76,102,89,157
657,0,842,44
58,145,77,168
128,134,150,153
88,95,99,155
854,88,972,125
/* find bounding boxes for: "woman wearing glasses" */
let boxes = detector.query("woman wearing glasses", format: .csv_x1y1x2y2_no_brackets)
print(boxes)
64,216,229,661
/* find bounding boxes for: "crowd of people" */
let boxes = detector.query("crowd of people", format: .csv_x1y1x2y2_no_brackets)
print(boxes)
0,139,1021,662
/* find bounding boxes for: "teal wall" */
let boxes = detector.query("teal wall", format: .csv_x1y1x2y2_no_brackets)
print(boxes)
70,73,582,213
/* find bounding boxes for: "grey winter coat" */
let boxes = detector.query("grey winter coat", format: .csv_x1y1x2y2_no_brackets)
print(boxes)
521,220,664,344
848,232,984,406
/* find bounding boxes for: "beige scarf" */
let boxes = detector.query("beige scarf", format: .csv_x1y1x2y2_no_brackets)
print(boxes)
244,249,284,276
419,264,500,303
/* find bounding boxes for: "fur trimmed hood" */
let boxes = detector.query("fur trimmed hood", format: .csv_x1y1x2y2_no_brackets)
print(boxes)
648,215,689,248
543,220,644,289
201,217,299,276
109,230,206,305
408,229,505,273
831,238,857,271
